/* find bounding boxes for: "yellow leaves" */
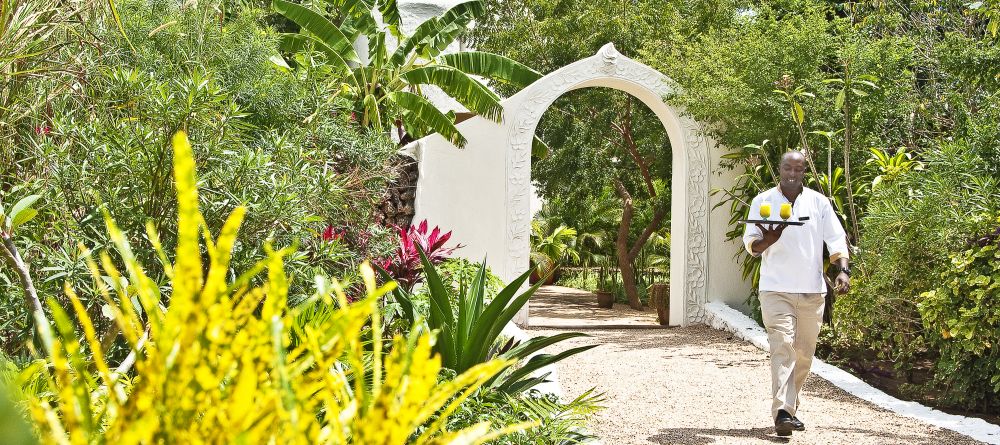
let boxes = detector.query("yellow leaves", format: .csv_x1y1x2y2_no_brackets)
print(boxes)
203,205,246,304
24,131,512,445
170,129,203,317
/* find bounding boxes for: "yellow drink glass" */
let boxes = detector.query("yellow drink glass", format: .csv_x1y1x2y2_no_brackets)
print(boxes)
759,203,772,219
780,203,792,220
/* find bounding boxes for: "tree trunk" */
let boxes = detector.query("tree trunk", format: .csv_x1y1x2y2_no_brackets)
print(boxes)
0,236,48,336
842,62,862,246
614,181,643,310
612,180,669,311
375,155,419,228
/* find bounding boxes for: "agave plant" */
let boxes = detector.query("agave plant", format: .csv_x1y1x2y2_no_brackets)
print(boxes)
273,0,543,147
403,249,596,394
380,219,461,291
13,131,527,444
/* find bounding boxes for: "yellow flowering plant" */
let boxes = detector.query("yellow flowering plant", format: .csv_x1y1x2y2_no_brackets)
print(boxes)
16,131,527,444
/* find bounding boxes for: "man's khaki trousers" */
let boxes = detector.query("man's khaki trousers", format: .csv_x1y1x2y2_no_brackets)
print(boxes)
759,291,825,419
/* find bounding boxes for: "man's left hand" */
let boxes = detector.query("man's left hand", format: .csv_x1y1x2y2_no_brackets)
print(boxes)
835,272,850,294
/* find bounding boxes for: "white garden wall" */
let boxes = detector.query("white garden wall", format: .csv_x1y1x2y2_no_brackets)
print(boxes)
411,43,750,326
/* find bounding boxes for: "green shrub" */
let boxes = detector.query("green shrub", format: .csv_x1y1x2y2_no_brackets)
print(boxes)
448,389,603,445
438,258,505,298
554,270,598,292
836,142,1000,401
9,131,520,444
918,230,1000,411
0,0,399,353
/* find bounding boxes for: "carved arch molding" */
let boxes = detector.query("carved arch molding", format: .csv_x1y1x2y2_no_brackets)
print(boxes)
506,43,710,325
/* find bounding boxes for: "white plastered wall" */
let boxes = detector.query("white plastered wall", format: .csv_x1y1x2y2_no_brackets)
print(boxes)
412,44,750,326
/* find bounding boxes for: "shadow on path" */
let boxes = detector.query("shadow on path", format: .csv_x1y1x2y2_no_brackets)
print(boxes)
647,427,789,444
646,425,946,444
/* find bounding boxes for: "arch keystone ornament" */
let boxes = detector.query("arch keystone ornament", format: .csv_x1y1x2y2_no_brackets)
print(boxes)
412,43,748,327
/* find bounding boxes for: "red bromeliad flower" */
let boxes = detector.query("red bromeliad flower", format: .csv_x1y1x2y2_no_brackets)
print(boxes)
380,219,462,291
321,225,347,242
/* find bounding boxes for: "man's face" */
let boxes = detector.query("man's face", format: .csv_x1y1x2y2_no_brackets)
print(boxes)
779,156,806,190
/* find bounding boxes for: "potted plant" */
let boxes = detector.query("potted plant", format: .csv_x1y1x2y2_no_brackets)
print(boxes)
595,264,614,308
649,282,670,325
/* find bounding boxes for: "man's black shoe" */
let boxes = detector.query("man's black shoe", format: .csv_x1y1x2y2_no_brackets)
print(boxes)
774,410,794,437
790,415,805,431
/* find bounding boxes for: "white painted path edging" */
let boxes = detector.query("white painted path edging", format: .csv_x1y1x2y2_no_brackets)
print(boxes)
704,301,1000,445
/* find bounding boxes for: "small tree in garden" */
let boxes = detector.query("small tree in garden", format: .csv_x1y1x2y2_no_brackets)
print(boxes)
273,0,542,147
529,219,579,282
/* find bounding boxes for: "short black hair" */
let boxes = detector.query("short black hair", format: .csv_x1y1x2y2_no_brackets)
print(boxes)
780,150,806,165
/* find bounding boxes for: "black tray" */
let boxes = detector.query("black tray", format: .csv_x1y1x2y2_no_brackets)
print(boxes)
739,219,805,226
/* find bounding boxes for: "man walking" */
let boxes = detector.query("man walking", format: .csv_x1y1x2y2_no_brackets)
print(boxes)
743,151,851,437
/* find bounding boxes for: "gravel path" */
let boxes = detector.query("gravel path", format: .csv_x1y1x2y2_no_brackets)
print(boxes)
529,326,987,445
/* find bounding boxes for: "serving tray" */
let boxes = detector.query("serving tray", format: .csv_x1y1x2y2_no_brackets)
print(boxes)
738,219,805,226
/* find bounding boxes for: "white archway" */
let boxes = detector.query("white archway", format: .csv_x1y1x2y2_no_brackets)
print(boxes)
411,43,748,326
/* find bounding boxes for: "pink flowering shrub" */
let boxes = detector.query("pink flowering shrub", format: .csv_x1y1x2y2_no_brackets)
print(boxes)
321,225,346,242
379,220,461,291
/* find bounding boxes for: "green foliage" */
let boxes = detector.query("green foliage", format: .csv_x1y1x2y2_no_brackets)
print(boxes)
0,354,37,445
839,142,1000,391
0,194,40,238
645,1,840,152
0,0,80,148
554,270,598,293
0,390,35,445
448,389,603,445
867,147,922,189
530,222,579,278
10,130,521,444
1,0,399,353
438,258,505,298
918,233,1000,411
415,252,597,394
273,0,541,147
394,258,506,333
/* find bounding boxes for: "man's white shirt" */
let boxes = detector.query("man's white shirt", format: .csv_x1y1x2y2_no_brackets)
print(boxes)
742,186,849,294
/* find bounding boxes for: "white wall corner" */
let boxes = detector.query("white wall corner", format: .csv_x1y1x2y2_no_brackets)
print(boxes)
398,139,422,161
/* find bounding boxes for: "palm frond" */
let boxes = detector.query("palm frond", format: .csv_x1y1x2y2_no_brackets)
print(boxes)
385,91,467,147
532,135,550,159
390,0,483,65
401,65,502,121
377,0,400,29
441,51,543,90
273,0,359,64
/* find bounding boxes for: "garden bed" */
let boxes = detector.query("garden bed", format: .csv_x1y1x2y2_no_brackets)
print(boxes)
816,344,1000,426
